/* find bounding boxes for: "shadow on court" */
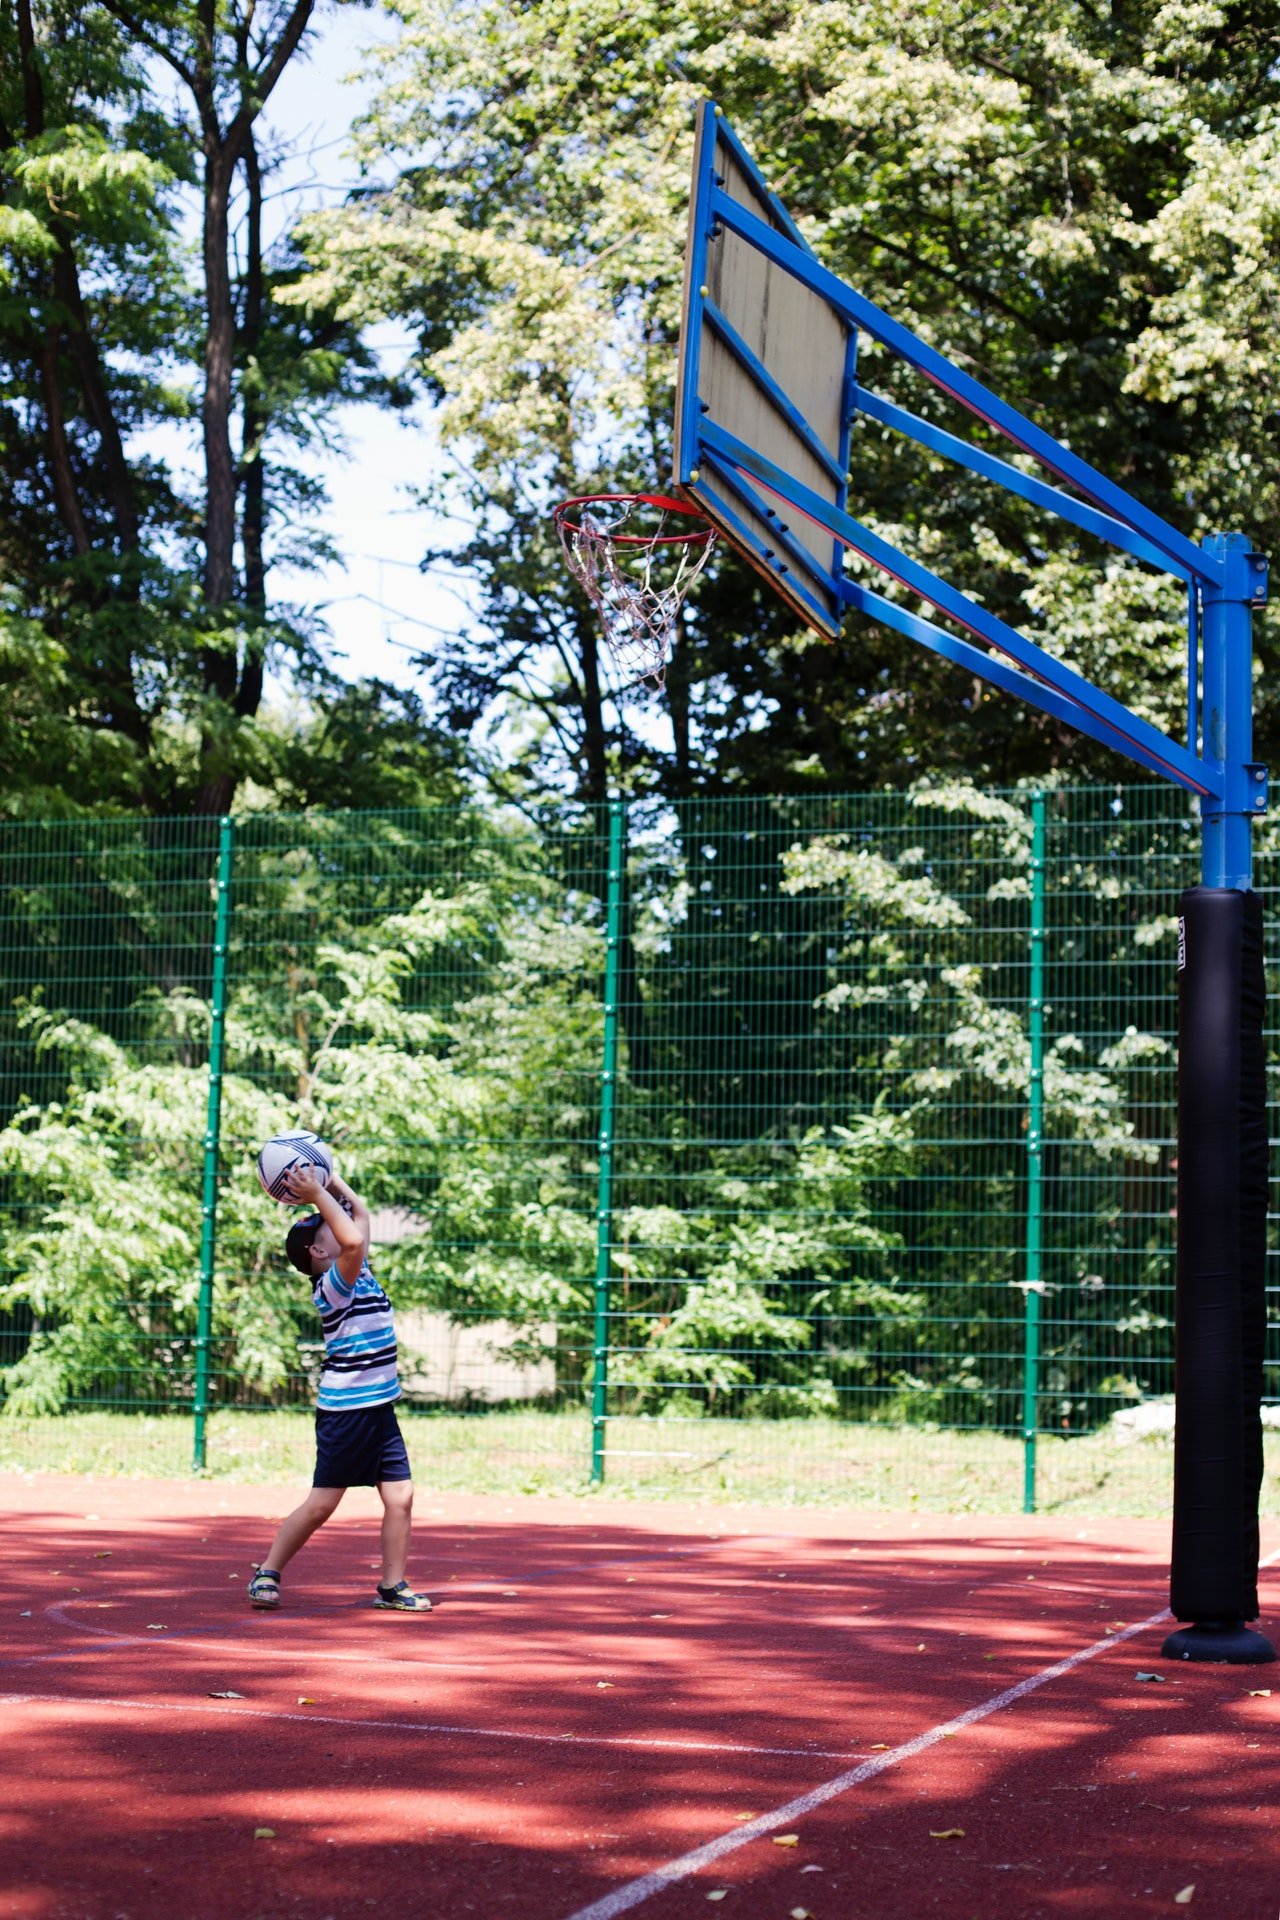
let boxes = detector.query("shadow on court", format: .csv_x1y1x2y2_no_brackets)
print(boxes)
0,1477,1276,1920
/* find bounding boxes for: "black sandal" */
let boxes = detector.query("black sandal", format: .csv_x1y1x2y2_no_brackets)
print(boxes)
374,1580,432,1612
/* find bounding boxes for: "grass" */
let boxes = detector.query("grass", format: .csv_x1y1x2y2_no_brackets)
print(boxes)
1,1407,1277,1518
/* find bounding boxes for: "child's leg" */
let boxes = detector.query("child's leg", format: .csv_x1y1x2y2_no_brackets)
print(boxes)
376,1478,413,1587
260,1486,346,1575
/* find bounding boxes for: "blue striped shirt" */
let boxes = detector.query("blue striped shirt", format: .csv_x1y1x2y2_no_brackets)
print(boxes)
312,1260,400,1411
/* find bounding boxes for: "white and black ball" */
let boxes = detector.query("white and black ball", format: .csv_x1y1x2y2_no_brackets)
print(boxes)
256,1130,333,1204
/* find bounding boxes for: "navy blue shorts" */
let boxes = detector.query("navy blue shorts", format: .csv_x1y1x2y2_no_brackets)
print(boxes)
313,1403,411,1488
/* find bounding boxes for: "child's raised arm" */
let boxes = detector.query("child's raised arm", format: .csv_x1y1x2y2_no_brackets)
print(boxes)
288,1167,369,1285
327,1170,370,1238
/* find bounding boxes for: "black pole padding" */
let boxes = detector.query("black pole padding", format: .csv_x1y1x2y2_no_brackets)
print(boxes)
1162,887,1275,1665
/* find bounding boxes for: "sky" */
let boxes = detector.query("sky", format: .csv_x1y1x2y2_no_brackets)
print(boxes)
263,4,475,699
147,2,676,763
158,2,478,703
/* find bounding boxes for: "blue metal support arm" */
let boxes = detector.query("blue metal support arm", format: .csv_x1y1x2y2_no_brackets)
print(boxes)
700,418,1217,798
702,448,849,602
853,386,1192,583
711,111,814,254
708,186,1223,589
704,301,847,490
840,579,1211,793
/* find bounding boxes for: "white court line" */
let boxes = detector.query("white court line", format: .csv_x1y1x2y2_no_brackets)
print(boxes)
561,1543,1280,1920
11,1640,509,1676
0,1693,863,1763
556,1610,1172,1919
25,1600,669,1679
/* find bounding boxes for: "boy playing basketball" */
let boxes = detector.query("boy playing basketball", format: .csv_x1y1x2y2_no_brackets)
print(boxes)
246,1165,431,1612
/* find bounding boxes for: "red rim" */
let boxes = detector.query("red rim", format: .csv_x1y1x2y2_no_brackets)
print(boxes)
553,492,715,548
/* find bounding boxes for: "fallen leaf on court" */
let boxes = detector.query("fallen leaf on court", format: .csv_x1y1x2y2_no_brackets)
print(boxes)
799,1864,823,1873
298,1697,316,1705
790,1909,812,1918
705,1894,728,1904
983,1654,995,1662
1135,1672,1165,1683
870,1743,890,1751
733,1813,755,1821
596,1682,614,1689
253,1829,275,1840
625,1577,636,1583
1247,1689,1271,1698
1173,1887,1195,1905
146,1624,167,1631
93,1552,111,1559
208,1691,244,1699
228,1574,239,1581
650,1613,670,1619
502,1590,519,1597
771,1835,799,1847
929,1829,965,1840
916,1643,926,1651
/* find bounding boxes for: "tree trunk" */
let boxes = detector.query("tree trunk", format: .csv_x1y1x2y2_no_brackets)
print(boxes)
38,333,91,557
192,138,239,815
579,611,609,801
202,142,238,630
237,131,267,720
666,625,692,795
53,247,140,554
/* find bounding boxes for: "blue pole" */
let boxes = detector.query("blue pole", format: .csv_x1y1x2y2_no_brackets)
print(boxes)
1199,532,1267,890
1163,530,1274,1665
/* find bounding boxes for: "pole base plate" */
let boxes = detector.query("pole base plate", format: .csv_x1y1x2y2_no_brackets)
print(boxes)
1160,1621,1277,1664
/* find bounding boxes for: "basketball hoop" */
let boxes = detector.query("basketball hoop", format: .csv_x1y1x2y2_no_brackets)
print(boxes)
553,492,716,690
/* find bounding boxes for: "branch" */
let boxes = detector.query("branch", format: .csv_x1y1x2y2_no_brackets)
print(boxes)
851,221,1067,349
224,0,315,162
97,0,198,93
16,0,44,137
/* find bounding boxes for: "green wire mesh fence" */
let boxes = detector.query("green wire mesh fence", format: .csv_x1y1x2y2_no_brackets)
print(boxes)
0,786,1275,1513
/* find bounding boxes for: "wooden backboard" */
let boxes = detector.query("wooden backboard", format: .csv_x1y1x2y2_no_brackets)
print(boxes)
674,103,856,639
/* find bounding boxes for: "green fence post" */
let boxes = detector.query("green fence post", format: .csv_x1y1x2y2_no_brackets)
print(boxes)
193,815,235,1473
590,800,626,1485
1022,790,1047,1512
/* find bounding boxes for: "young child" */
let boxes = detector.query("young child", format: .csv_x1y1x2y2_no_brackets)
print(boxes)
246,1165,431,1613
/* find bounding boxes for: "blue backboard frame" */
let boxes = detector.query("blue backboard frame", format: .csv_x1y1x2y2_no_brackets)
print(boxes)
674,103,1269,886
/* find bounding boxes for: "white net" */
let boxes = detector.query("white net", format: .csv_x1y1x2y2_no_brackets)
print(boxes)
555,495,715,690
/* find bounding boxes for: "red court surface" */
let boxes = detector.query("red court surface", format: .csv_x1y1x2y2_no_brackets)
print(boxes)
1,1473,1277,1920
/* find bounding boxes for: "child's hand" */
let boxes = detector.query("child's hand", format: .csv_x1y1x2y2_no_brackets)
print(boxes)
284,1166,324,1205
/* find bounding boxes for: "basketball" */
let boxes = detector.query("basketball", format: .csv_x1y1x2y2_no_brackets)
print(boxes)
256,1130,333,1204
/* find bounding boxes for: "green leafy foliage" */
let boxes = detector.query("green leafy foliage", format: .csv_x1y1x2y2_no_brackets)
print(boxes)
289,0,1280,799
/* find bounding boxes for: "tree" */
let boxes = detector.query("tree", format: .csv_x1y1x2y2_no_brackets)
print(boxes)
294,0,1280,799
95,0,316,811
0,780,1193,1429
0,0,411,816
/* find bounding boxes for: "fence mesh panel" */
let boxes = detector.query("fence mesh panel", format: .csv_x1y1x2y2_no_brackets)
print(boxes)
0,787,1275,1513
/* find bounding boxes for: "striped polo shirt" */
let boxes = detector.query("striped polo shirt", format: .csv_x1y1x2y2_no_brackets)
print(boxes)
312,1260,400,1411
